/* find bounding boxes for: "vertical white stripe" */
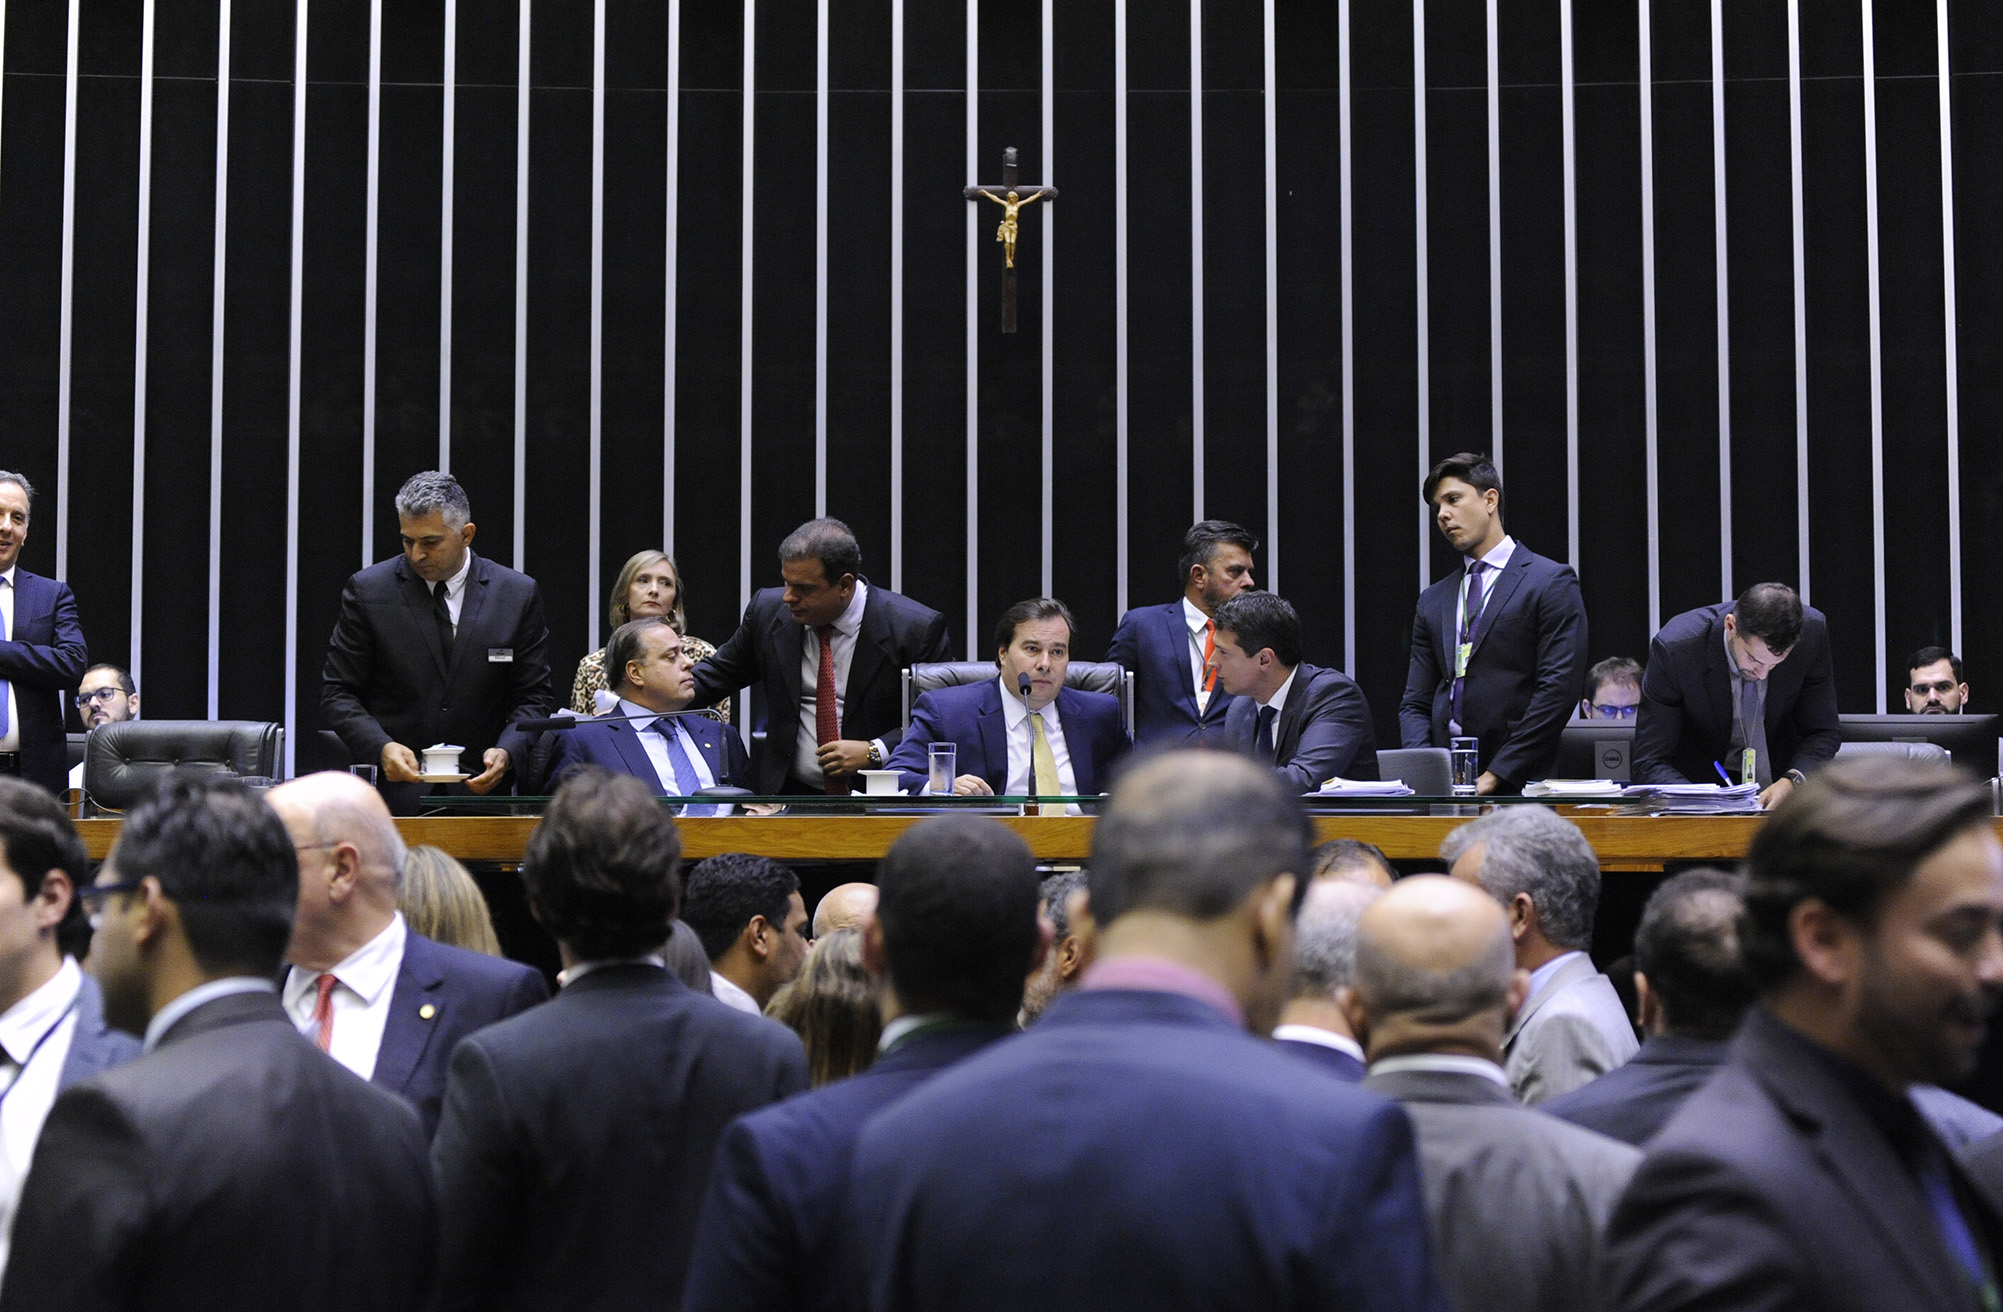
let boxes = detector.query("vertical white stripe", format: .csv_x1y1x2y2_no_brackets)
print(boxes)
1862,0,1886,712
739,0,755,614
54,0,79,581
1938,0,1961,656
1262,0,1278,596
208,0,232,719
1340,0,1355,673
283,0,309,780
439,0,456,471
130,0,157,688
1639,0,1660,636
814,0,829,516
965,0,978,660
512,0,530,572
1041,0,1054,599
1788,0,1808,604
1561,0,1578,572
1413,0,1429,592
1189,0,1204,521
665,0,681,549
1115,0,1129,618
1485,0,1501,468
1710,0,1731,599
588,0,605,649
363,0,382,570
891,0,905,593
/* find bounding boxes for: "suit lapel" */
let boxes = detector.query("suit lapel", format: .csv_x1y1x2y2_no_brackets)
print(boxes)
608,720,670,792
975,683,1010,789
1503,953,1594,1048
1274,666,1316,762
398,560,450,680
1468,552,1530,660
447,555,492,687
770,605,806,727
1053,688,1090,794
682,718,731,786
373,935,444,1097
845,588,893,733
1704,609,1736,739
1161,605,1211,722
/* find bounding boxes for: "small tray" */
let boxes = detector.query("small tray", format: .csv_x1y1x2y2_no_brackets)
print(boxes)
419,772,470,784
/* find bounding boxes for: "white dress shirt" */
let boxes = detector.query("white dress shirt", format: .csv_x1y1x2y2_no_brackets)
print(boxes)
618,698,717,794
1369,1051,1512,1087
1181,597,1215,714
1254,666,1298,720
435,550,472,628
793,581,888,787
710,971,761,1015
997,677,1079,797
282,913,409,1081
0,957,82,1275
0,570,21,753
1271,1022,1366,1065
1525,949,1588,1006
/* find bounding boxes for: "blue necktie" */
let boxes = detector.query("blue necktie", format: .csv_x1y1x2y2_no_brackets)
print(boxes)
1919,1147,2000,1310
0,586,13,740
1255,705,1278,764
651,720,715,817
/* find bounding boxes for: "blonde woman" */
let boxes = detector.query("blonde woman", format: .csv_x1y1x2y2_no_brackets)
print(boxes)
570,550,728,723
398,844,504,957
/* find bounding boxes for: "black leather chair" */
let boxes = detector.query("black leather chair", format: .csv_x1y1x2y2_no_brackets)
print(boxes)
82,721,284,812
902,662,1134,738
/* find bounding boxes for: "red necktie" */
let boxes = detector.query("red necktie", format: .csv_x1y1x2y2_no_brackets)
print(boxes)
312,973,338,1052
816,625,844,795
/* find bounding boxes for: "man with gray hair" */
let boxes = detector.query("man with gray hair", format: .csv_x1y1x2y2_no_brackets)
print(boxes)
0,472,87,800
1441,805,1636,1102
1344,875,1641,1312
1274,879,1381,1081
269,770,547,1137
322,471,553,814
1020,868,1092,1024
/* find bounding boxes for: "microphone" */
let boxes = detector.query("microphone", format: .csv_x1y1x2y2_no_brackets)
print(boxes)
516,709,719,734
1017,672,1033,702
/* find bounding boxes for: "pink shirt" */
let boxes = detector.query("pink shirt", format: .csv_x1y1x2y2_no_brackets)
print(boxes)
1079,956,1245,1028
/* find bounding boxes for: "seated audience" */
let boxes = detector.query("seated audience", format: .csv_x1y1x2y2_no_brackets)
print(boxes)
1212,592,1377,789
1021,868,1092,1024
1606,757,2003,1311
398,844,503,957
682,854,811,1015
3,777,435,1311
812,881,878,938
847,752,1447,1311
1905,645,1970,714
549,617,750,796
1273,878,1381,1081
430,769,807,1311
1348,876,1641,1312
1442,806,1638,1103
1577,655,1642,720
1312,837,1397,887
684,815,1040,1312
70,662,139,792
765,929,881,1086
573,549,728,722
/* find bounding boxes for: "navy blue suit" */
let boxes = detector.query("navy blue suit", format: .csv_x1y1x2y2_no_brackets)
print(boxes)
1106,602,1237,749
548,711,750,794
56,970,140,1091
683,1022,1013,1312
1221,662,1378,792
1398,544,1587,789
850,988,1448,1312
885,681,1130,796
1541,1034,1727,1147
1276,1035,1367,1083
0,570,88,799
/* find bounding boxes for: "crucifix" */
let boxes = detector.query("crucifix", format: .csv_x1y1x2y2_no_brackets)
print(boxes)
963,147,1057,333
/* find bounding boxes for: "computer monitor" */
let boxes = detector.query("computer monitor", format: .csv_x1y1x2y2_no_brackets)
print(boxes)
1554,722,1636,781
1837,713,2001,778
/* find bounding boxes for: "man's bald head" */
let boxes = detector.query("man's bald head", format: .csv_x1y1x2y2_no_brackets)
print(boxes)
270,772,408,971
814,882,879,938
1351,875,1517,1030
268,771,407,888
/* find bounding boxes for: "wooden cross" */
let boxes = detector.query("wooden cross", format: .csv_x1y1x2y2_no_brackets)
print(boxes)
964,147,1057,334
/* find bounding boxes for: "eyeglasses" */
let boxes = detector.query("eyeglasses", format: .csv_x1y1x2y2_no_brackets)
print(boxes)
75,688,124,708
79,879,145,930
1587,703,1638,720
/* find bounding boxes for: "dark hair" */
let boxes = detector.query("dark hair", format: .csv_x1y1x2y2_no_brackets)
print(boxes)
991,598,1075,657
520,768,682,960
1741,757,1993,993
1089,751,1313,924
1732,583,1804,654
81,664,136,697
1421,452,1502,510
1039,869,1090,941
1211,592,1302,669
1908,646,1964,685
0,778,90,960
1311,838,1394,883
1587,656,1642,696
1175,521,1258,588
877,815,1041,1024
603,615,676,695
681,853,801,963
766,929,881,1086
111,776,299,977
1633,868,1752,1039
778,517,862,586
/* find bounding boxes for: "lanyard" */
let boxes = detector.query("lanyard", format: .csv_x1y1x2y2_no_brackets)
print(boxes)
1454,565,1490,679
0,994,79,1114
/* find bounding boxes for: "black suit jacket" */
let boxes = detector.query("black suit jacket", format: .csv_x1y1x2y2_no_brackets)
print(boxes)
431,963,808,1311
1541,1033,1727,1147
689,581,951,794
1606,1007,2003,1312
0,570,88,798
320,552,553,810
1222,662,1378,792
1399,544,1587,788
1631,601,1841,786
0,989,435,1312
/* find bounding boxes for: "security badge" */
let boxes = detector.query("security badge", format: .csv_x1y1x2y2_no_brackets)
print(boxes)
1455,642,1473,679
488,648,514,662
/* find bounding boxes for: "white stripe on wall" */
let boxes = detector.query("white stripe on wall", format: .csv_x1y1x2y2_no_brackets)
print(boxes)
1788,0,1808,604
512,0,531,572
1041,0,1055,598
1639,0,1661,637
1340,0,1355,673
208,0,232,717
282,0,310,779
1861,0,1887,712
1485,0,1502,468
1710,0,1731,600
1938,0,1961,656
664,0,680,549
964,0,979,660
1114,0,1129,618
54,0,80,580
439,0,457,471
1189,0,1205,521
1413,0,1430,592
130,0,157,687
1262,0,1278,596
890,0,905,593
1561,0,1579,572
814,0,829,516
587,0,606,648
362,0,383,570
739,0,756,614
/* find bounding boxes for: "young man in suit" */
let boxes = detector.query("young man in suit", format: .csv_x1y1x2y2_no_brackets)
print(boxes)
1348,876,1641,1312
4,777,436,1312
268,771,548,1139
1607,758,2003,1312
680,854,811,1015
848,752,1447,1312
321,471,554,814
1441,805,1638,1104
1106,520,1258,749
0,474,88,801
1399,453,1587,794
887,598,1130,800
1631,581,1841,809
1213,591,1377,791
684,814,1042,1312
547,617,749,797
690,517,950,796
1273,878,1380,1082
430,770,807,1311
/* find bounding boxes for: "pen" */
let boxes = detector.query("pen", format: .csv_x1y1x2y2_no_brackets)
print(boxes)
1713,760,1733,786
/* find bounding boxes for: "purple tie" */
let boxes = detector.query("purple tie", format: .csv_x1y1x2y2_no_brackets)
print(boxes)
0,588,13,740
1449,561,1487,730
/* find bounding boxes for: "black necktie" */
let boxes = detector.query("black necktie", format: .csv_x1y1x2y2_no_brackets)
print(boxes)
431,580,455,665
1255,705,1278,764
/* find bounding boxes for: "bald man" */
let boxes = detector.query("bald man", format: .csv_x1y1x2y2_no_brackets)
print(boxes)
1345,876,1641,1312
272,771,548,1138
813,882,878,939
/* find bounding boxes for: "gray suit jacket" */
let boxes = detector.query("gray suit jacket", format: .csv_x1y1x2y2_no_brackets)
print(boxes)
1505,955,1640,1105
1365,1063,1642,1312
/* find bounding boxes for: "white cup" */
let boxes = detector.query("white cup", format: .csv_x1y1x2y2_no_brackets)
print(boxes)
858,769,901,797
421,744,465,776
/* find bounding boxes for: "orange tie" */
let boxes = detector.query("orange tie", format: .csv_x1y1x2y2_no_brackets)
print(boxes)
312,973,338,1052
1201,621,1218,695
816,625,845,796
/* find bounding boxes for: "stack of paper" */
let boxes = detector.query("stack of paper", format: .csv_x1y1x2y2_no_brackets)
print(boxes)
1620,782,1761,812
1317,778,1417,797
1523,779,1625,798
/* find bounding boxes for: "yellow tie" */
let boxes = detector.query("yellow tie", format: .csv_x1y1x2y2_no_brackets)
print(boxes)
1029,708,1060,797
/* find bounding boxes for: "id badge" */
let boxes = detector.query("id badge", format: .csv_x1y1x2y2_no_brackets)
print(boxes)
1455,642,1473,678
488,648,514,663
1740,748,1756,786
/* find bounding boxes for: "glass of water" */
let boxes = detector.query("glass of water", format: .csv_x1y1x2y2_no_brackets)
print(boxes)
928,743,957,796
1449,737,1480,796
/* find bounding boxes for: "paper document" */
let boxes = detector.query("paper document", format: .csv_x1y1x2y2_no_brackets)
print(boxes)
1523,779,1624,798
1317,778,1417,797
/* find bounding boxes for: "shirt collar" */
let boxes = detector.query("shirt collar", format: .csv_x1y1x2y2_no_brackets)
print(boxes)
143,977,277,1052
1181,596,1211,635
616,696,681,734
1468,534,1516,573
1080,955,1246,1028
438,549,474,599
998,677,1057,731
878,1012,952,1053
1527,949,1587,1003
0,566,15,589
829,578,869,637
557,954,665,989
1272,1023,1364,1063
1259,665,1299,715
285,913,407,1010
709,971,761,1013
0,957,82,1064
1370,1052,1512,1087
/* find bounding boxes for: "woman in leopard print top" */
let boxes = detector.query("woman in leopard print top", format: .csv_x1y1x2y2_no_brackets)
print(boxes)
571,550,730,723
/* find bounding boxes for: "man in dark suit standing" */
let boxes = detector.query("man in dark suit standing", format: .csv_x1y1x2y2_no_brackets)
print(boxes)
1607,758,2003,1312
886,598,1130,799
1106,520,1258,749
548,617,749,795
2,776,435,1312
0,473,87,800
1631,582,1840,810
684,814,1041,1312
1399,453,1586,794
849,751,1447,1312
1273,879,1379,1082
268,770,547,1139
431,770,807,1311
321,471,553,814
1214,592,1377,790
691,518,950,796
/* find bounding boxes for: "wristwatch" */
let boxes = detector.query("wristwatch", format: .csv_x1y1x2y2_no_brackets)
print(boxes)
866,742,885,768
1783,769,1807,787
